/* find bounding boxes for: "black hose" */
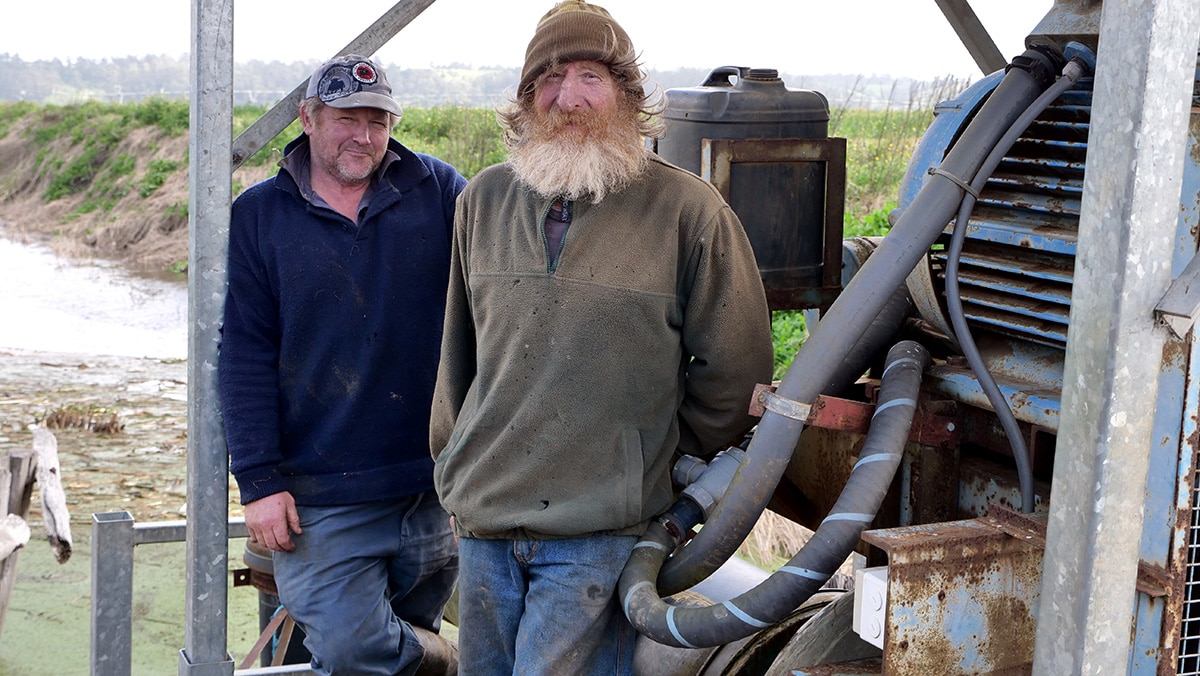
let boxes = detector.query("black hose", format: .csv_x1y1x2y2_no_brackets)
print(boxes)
943,56,1087,513
620,341,930,648
643,47,1063,598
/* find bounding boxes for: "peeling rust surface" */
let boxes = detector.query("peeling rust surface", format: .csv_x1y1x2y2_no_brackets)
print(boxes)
863,518,1041,675
784,425,864,524
1162,364,1200,673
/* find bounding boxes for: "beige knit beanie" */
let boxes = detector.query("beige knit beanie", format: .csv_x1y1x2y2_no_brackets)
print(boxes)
518,1,636,96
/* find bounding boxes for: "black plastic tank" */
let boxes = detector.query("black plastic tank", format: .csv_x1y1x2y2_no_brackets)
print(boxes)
659,66,832,291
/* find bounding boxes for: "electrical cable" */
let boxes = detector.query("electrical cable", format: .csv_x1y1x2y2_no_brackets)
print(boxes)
943,56,1087,513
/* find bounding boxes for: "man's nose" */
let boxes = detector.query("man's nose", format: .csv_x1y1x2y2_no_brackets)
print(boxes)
556,76,586,110
351,120,373,143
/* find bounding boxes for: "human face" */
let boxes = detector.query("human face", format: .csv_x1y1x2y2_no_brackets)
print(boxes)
510,63,646,202
534,60,620,119
300,104,391,187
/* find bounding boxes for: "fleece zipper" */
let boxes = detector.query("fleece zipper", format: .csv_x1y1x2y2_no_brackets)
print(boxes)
541,199,572,274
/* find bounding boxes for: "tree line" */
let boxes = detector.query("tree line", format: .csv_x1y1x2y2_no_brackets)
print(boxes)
0,54,953,111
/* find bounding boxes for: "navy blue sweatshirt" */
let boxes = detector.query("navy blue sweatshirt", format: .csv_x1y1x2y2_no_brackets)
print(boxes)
220,134,466,506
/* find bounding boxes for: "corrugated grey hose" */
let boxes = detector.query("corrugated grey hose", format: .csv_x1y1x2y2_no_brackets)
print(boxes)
645,45,1064,598
619,340,930,648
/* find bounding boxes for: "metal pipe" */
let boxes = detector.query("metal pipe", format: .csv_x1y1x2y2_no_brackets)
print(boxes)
182,0,234,673
1034,0,1200,670
91,512,135,676
620,341,929,648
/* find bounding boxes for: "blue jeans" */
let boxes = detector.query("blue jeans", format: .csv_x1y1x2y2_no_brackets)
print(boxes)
457,534,639,676
272,492,458,676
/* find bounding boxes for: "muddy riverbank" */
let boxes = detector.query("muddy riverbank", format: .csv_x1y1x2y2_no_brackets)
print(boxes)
0,347,243,522
0,347,258,675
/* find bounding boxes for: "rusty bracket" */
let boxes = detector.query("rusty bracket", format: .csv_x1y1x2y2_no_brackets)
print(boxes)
749,383,960,447
983,504,1171,598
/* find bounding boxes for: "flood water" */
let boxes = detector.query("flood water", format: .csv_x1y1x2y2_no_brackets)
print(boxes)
0,238,189,359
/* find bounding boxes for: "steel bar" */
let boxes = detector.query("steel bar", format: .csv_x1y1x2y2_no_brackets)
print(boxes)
183,0,235,673
1033,0,1200,672
230,0,437,170
91,512,135,676
933,0,1008,75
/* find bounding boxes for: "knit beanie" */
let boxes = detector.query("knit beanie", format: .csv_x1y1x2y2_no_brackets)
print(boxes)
518,1,636,96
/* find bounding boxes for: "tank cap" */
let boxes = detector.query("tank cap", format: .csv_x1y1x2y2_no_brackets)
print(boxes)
744,68,780,81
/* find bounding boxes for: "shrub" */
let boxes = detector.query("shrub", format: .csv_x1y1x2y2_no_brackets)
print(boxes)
0,101,35,138
771,311,808,380
139,158,181,198
133,98,190,136
394,106,505,179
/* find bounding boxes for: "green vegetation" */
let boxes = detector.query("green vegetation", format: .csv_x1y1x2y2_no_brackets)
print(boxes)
771,311,809,381
1,96,934,321
0,100,35,138
233,104,300,169
138,158,182,198
8,99,186,210
132,98,190,136
394,106,506,179
831,75,967,239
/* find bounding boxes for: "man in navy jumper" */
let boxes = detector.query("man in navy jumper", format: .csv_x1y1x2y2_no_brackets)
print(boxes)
219,54,464,675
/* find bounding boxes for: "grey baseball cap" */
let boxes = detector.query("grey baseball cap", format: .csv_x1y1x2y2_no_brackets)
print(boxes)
305,54,402,116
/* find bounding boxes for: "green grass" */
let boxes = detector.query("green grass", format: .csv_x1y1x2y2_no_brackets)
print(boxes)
393,106,505,179
14,95,937,285
138,158,181,198
831,76,968,227
771,310,808,381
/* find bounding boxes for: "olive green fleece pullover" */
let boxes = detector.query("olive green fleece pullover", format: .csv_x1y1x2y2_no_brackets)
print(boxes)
430,155,774,540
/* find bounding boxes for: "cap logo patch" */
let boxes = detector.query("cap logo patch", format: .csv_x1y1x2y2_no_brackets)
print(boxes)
316,61,379,104
352,62,378,84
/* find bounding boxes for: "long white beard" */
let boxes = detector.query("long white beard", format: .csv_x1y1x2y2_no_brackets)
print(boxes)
509,110,648,203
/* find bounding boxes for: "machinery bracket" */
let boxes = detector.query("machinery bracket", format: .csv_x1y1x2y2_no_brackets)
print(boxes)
1155,249,1200,339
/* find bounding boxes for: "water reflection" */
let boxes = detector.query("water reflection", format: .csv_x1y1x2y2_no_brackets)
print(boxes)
0,238,188,359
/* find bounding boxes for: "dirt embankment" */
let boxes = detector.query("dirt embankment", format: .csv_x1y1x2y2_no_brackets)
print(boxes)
0,113,272,272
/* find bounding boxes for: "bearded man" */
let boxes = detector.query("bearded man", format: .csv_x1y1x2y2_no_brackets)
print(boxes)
429,2,774,674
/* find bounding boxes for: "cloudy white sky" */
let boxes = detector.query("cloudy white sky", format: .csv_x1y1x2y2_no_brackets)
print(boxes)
6,0,1052,80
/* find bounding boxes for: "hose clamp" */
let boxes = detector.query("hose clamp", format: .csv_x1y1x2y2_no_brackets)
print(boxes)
757,388,813,423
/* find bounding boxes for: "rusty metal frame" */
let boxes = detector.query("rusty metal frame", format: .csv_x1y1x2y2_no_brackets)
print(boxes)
701,137,847,311
861,516,1044,675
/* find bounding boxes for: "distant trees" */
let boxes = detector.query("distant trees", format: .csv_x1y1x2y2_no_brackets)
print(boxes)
0,54,523,108
0,54,960,112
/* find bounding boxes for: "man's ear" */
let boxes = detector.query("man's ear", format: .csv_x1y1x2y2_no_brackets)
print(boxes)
298,104,316,135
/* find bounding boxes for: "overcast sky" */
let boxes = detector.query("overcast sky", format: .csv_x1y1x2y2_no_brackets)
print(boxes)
6,0,1052,80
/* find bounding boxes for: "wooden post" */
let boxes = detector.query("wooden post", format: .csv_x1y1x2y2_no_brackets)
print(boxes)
0,450,38,640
